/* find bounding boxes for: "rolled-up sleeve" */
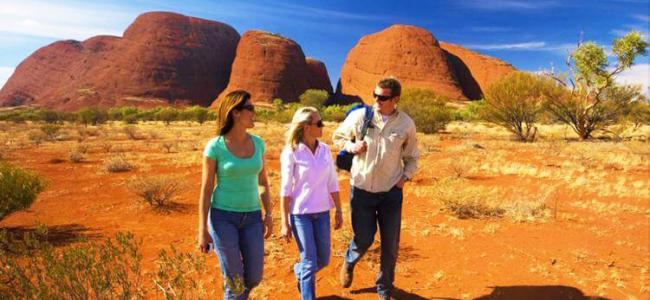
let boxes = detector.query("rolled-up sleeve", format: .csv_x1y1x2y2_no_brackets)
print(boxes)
332,110,361,152
280,147,295,198
401,123,419,179
326,153,340,193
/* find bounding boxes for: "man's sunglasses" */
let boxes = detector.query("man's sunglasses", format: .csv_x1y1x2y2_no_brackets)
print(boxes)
236,104,255,112
309,120,324,128
373,92,393,102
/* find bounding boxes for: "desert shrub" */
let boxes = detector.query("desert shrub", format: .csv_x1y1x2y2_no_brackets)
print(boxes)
37,109,64,124
482,71,561,142
123,125,142,140
0,162,47,222
161,141,174,153
188,106,209,124
76,108,108,127
156,108,179,125
299,89,329,109
0,231,145,299
68,150,85,163
321,104,355,122
40,124,61,141
451,100,485,121
104,155,133,172
130,176,182,209
399,88,453,134
28,130,46,145
0,229,213,299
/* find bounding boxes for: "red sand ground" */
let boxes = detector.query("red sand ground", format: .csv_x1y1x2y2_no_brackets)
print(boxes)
1,122,648,300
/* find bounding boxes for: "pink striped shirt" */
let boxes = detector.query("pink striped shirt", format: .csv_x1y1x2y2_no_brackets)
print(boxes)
280,141,340,215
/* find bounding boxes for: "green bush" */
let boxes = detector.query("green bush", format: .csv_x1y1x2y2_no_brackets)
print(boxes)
321,104,355,122
156,108,179,125
0,162,47,222
76,108,108,127
399,88,453,134
451,100,485,121
299,89,329,109
40,124,61,141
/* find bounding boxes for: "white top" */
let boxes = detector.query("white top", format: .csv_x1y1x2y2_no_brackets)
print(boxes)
280,141,340,214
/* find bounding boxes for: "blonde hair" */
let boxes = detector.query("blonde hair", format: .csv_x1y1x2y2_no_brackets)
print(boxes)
285,106,319,150
214,90,251,135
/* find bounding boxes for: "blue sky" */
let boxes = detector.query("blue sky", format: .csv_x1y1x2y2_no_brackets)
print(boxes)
1,0,649,93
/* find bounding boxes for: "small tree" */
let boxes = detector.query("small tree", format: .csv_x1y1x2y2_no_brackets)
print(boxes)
545,31,648,140
299,89,329,109
156,108,178,125
482,72,562,142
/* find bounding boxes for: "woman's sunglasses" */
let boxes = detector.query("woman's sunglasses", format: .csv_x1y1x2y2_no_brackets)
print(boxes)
373,92,393,102
309,120,324,128
236,104,255,112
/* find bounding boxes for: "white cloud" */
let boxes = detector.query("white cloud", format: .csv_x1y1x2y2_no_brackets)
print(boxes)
466,41,546,50
0,1,135,41
615,63,650,96
633,14,650,23
0,67,15,89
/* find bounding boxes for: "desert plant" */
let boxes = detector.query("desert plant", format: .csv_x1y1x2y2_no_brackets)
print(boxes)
482,71,561,142
156,108,179,125
68,150,85,163
299,89,329,109
40,124,61,141
0,162,47,222
545,31,648,140
399,88,453,134
129,176,182,209
161,141,174,153
153,245,211,299
123,125,141,140
28,131,46,145
76,108,108,127
104,155,133,172
0,231,145,299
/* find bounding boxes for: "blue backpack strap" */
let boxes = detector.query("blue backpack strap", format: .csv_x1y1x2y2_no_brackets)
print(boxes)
360,105,373,140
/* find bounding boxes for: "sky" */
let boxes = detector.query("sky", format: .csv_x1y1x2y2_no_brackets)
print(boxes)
0,0,649,94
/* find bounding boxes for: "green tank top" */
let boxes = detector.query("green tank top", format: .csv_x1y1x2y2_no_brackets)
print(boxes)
203,134,265,212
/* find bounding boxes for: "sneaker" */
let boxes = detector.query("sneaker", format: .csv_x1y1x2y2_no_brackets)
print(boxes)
340,261,353,288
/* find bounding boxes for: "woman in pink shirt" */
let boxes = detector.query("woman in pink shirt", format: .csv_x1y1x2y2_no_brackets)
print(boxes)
280,106,343,300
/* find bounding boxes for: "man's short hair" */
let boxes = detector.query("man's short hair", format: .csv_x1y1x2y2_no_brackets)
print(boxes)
377,77,401,97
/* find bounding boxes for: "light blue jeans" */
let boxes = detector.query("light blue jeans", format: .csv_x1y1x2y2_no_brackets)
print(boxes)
208,208,264,300
290,211,331,300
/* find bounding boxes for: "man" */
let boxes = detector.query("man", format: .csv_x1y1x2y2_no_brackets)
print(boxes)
332,77,419,300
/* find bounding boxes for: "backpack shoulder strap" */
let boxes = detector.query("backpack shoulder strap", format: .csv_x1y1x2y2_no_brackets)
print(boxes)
360,105,373,140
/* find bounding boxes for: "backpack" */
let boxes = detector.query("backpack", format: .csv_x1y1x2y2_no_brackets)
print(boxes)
335,104,374,172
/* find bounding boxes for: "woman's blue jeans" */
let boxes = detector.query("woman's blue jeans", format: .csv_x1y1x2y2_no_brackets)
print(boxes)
290,211,331,300
208,208,264,300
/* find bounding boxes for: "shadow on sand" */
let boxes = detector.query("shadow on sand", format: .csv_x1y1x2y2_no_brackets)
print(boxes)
474,285,611,300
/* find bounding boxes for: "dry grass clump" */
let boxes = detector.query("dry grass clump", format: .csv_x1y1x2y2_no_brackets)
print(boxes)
104,155,133,173
68,151,85,163
432,178,551,222
129,176,183,209
123,126,142,140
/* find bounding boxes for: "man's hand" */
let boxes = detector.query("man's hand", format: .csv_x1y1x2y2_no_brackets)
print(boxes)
351,141,367,154
395,176,408,189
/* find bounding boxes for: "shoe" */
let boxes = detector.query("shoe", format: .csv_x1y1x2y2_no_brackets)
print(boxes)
340,262,353,288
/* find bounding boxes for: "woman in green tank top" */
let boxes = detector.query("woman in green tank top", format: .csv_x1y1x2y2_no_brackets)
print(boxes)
197,90,273,300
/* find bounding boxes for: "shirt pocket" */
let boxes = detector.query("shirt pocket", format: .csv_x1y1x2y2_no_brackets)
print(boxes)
385,131,407,153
